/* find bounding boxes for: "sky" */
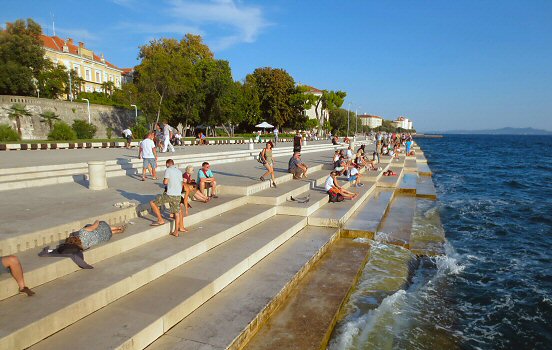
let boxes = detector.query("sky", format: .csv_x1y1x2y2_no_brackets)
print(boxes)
3,0,552,132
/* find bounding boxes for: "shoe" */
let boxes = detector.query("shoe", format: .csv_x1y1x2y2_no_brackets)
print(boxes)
357,183,364,187
272,181,277,188
260,176,265,182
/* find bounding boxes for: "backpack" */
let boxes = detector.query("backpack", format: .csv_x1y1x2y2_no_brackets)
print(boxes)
257,151,266,164
328,191,344,203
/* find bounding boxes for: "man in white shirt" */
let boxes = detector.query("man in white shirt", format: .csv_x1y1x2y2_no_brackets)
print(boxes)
273,127,279,143
139,131,158,181
122,128,132,149
162,120,175,153
149,159,185,237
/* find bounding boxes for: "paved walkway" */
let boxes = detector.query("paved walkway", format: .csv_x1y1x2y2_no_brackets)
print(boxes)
0,149,335,241
0,140,330,169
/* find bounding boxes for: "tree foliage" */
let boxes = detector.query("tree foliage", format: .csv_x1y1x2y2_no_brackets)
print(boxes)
5,103,32,138
48,121,77,140
72,119,97,139
0,124,20,141
40,110,61,130
38,61,68,99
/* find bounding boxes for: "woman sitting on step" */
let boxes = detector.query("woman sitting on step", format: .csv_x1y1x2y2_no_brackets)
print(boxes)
1,255,35,296
65,221,126,250
325,171,358,200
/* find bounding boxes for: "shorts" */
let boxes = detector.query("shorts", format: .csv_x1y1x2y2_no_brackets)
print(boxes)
335,166,344,172
143,158,157,170
153,193,181,214
290,167,304,179
349,175,358,182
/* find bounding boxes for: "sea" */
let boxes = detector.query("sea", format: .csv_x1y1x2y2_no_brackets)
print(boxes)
329,135,552,350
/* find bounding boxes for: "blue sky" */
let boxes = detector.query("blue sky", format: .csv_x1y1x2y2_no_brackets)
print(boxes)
3,0,552,132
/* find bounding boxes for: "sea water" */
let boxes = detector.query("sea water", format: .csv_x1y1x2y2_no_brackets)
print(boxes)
329,135,552,350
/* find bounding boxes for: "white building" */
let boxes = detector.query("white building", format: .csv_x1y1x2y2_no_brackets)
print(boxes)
301,85,329,127
358,114,383,129
408,121,413,130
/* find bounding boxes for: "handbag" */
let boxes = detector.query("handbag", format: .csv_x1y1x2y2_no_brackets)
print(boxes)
257,151,266,164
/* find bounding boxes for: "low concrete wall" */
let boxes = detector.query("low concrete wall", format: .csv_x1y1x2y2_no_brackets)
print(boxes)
0,95,135,140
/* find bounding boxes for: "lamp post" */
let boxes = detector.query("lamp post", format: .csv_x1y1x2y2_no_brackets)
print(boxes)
130,104,137,122
82,98,91,124
355,107,360,135
68,72,73,102
347,102,352,137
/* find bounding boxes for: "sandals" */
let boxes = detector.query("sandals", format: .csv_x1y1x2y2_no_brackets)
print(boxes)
20,287,35,296
150,222,165,227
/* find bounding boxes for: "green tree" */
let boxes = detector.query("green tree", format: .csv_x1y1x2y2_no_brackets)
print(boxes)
0,18,46,96
5,103,32,138
329,108,351,134
247,67,296,127
67,69,84,99
131,116,150,140
39,110,61,130
72,119,97,139
48,120,76,141
38,62,68,99
0,124,20,141
101,81,115,95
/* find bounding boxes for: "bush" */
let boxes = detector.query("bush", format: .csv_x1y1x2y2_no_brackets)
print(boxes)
106,127,113,139
72,119,97,139
0,124,20,142
48,121,77,141
131,116,150,140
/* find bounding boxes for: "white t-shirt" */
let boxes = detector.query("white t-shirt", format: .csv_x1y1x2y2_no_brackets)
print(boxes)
346,149,353,159
122,129,132,137
163,124,171,137
140,138,156,159
164,166,183,196
324,176,335,192
350,167,359,176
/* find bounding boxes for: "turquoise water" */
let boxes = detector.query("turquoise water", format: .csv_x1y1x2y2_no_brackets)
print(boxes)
329,135,552,350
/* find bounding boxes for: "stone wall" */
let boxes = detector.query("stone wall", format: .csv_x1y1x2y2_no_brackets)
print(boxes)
0,95,137,140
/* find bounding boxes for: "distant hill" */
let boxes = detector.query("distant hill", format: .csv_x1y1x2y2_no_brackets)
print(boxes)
425,127,552,135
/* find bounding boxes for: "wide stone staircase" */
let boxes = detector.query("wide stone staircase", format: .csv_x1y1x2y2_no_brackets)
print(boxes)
0,141,442,350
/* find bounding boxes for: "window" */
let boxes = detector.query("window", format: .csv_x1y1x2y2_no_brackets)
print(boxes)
85,69,91,81
74,64,81,77
116,78,119,87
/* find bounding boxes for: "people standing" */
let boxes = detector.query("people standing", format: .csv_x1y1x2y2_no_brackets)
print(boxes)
149,159,185,237
293,130,303,153
260,141,277,187
139,131,158,181
273,127,279,143
162,120,175,153
122,127,133,149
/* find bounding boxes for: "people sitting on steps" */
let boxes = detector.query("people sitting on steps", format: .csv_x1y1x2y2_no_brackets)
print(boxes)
182,165,210,205
288,152,309,179
259,141,277,188
349,164,364,187
149,159,186,237
197,162,219,198
1,255,35,296
324,171,358,201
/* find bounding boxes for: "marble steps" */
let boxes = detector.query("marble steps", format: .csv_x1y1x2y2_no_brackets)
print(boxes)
145,226,339,350
377,166,404,188
417,162,432,176
307,181,377,228
416,175,437,199
0,198,260,301
409,199,446,256
0,203,284,349
397,173,418,194
340,188,396,239
28,215,308,350
248,169,329,206
376,195,417,248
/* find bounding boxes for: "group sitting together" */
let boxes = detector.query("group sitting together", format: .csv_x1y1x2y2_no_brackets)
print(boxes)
149,159,218,237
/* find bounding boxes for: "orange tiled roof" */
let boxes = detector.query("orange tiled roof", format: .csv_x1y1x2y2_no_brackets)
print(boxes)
303,85,324,94
40,34,121,70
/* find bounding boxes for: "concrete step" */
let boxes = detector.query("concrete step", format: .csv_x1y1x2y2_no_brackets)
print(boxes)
0,204,278,349
397,172,417,194
404,157,417,171
409,198,446,256
308,181,376,228
223,164,325,196
377,167,404,188
341,188,395,239
146,225,339,350
416,175,437,199
0,196,251,301
417,162,432,176
376,194,417,248
28,215,307,350
248,169,328,206
243,238,371,350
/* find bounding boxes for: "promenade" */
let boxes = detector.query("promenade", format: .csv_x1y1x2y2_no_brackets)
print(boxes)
0,139,444,350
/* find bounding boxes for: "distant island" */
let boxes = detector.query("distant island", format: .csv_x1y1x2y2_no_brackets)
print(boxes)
424,127,552,135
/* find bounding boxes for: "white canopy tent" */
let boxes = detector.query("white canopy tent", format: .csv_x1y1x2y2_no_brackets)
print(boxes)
255,121,274,129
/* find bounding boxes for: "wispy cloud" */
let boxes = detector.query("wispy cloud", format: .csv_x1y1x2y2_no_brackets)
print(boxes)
166,0,270,50
117,22,203,37
54,27,99,42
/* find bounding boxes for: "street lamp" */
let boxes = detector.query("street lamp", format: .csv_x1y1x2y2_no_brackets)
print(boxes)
82,98,91,124
130,104,138,122
355,106,360,135
347,102,352,137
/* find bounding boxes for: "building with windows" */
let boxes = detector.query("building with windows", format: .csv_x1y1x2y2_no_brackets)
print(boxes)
395,116,413,130
301,85,329,127
40,35,123,95
358,114,383,129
